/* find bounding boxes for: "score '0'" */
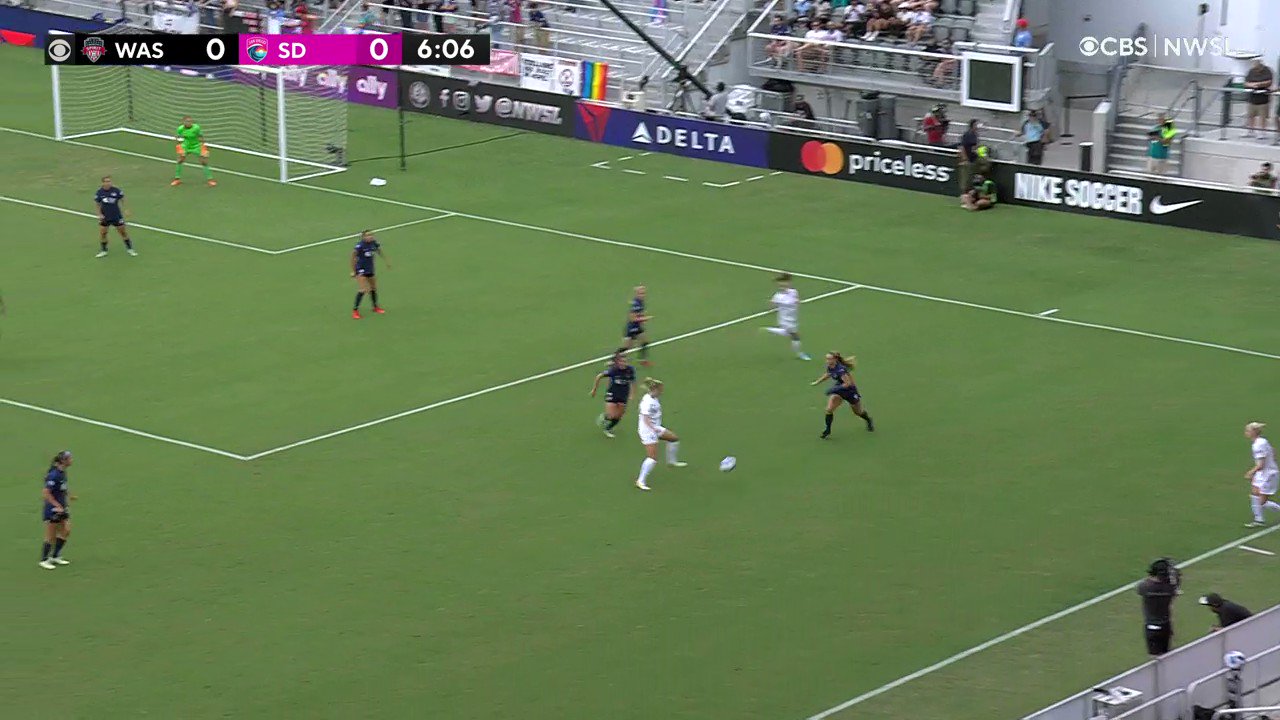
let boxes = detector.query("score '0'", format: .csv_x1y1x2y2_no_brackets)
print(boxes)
368,37,389,62
206,37,226,61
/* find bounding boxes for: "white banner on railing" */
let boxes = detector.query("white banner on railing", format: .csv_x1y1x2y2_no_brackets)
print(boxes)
406,64,452,78
152,9,199,34
520,52,556,92
553,58,581,96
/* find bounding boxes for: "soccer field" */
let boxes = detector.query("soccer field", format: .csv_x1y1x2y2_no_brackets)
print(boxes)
3,43,1280,719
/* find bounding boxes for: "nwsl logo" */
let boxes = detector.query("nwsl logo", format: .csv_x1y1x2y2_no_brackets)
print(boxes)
246,37,269,63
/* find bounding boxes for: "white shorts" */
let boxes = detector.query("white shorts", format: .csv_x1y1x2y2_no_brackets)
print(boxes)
1254,472,1279,496
639,426,664,445
778,315,798,333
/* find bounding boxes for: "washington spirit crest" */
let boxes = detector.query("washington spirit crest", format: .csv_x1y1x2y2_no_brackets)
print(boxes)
81,37,107,63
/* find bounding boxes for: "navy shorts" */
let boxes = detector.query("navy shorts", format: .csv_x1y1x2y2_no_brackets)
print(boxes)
828,386,862,403
355,267,375,278
605,390,628,405
42,505,69,523
624,322,644,339
99,217,124,227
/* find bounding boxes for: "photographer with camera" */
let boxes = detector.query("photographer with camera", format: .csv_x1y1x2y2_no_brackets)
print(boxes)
922,104,948,146
1136,558,1182,657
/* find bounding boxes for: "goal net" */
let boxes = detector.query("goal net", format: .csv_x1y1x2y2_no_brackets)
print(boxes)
50,35,348,182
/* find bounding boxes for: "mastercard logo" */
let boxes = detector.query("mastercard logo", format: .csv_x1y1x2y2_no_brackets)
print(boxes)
800,141,844,175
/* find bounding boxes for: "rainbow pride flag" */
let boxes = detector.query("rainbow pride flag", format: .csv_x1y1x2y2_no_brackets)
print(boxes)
580,61,609,101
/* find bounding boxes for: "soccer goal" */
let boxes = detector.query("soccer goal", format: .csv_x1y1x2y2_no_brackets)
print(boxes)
49,32,348,182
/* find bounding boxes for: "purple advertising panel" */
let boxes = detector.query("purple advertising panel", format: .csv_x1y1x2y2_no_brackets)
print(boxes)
344,66,398,108
574,102,768,168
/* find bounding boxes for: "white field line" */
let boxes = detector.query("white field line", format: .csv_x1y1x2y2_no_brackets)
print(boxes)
0,398,247,460
622,169,646,176
272,213,457,254
0,194,275,255
7,127,1278,363
1240,545,1276,556
805,522,1280,719
242,285,862,460
703,181,740,188
591,161,611,169
1038,308,1059,317
664,175,689,182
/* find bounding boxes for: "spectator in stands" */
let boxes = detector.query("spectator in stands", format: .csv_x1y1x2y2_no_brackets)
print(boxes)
928,38,958,87
815,0,832,22
703,82,729,121
1249,162,1277,189
957,118,979,198
1242,58,1273,139
529,2,549,48
1199,593,1253,631
356,0,376,31
961,173,996,211
860,1,890,41
794,0,814,20
921,104,948,145
797,20,829,72
1020,109,1048,165
765,14,793,66
841,1,867,38
793,94,816,127
1013,18,1032,48
904,7,933,44
394,0,414,28
1146,114,1175,174
508,0,524,47
438,0,458,31
293,0,315,31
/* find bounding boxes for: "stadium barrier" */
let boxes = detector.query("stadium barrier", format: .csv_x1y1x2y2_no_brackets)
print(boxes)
1023,602,1280,720
398,69,575,137
0,6,113,47
574,102,770,168
767,132,955,194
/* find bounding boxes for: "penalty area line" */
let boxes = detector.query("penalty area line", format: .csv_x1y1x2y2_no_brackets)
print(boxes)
0,398,248,461
802,522,1280,719
242,285,862,460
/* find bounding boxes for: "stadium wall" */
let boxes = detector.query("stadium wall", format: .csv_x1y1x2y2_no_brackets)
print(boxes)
0,7,112,47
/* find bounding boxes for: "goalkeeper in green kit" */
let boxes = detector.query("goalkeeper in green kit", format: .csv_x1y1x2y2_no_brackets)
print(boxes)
172,116,216,187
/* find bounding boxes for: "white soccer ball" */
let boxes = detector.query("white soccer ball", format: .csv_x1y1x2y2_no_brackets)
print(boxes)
719,456,737,472
1224,651,1247,670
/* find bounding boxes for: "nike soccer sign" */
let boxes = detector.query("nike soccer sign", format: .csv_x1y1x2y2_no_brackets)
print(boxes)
1012,173,1205,218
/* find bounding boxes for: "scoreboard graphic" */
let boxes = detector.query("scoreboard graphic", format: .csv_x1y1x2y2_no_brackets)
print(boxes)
44,33,490,67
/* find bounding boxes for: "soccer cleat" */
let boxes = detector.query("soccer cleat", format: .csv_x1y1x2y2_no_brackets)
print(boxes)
373,306,386,314
667,461,688,468
170,179,182,187
820,430,831,439
603,429,615,439
126,249,138,257
865,416,875,432
95,250,108,258
798,353,812,361
1245,520,1267,528
635,478,651,491
39,560,57,570
352,310,362,320
50,557,70,566
207,180,218,187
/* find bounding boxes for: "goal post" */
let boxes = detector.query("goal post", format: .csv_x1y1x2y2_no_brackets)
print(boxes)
49,32,348,182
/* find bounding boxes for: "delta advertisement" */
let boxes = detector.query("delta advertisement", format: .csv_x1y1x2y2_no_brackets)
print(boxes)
990,164,1280,240
767,131,956,195
575,103,769,168
398,72,574,136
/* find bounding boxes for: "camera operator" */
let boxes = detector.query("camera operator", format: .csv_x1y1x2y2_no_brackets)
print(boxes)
921,104,948,146
1136,558,1182,657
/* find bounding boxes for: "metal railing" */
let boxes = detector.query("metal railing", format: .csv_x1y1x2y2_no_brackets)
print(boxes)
1111,688,1185,720
998,0,1019,43
1213,707,1280,720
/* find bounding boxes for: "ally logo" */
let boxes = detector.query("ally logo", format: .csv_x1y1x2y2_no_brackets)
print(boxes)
246,37,269,63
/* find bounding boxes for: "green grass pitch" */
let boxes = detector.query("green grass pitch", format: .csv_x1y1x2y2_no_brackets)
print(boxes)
2,44,1280,719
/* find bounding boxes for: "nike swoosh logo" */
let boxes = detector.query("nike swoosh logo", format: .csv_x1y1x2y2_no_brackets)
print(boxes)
1149,196,1203,215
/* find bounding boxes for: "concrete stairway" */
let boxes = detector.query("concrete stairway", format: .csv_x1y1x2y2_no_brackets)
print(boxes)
968,0,1011,45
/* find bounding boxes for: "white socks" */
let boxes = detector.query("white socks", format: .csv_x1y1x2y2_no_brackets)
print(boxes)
1266,500,1280,513
765,327,789,336
1252,495,1265,522
666,441,680,464
638,457,657,483
791,340,803,354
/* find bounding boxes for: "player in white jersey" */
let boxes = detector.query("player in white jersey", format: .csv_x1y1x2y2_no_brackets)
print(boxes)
1245,422,1280,527
763,273,810,360
634,378,686,490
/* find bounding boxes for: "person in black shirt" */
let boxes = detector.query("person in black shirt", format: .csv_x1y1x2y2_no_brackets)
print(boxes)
1136,558,1181,656
1199,593,1253,631
957,120,979,197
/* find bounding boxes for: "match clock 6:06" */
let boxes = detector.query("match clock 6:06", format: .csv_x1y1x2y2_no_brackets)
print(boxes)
403,33,490,65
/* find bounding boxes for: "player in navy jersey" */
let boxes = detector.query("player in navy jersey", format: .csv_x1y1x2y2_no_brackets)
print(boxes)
811,351,875,438
94,176,135,258
39,451,77,570
619,285,653,366
350,230,390,319
590,351,637,438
